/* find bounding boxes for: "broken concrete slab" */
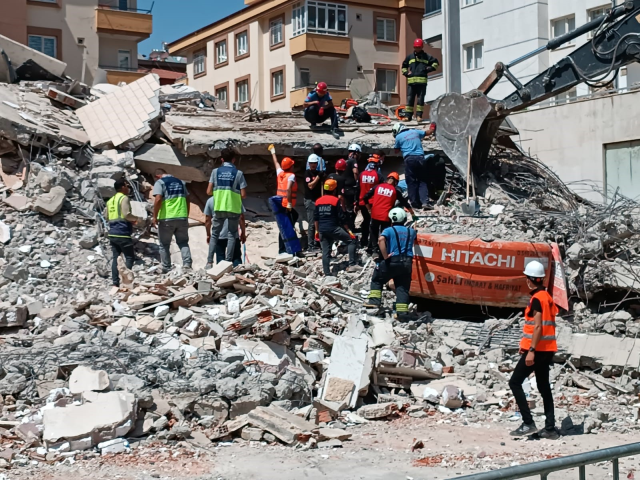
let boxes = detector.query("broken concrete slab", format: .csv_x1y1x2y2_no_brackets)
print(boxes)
0,34,67,77
3,194,31,212
246,406,316,444
567,333,640,369
69,366,111,394
207,260,233,281
134,143,211,182
356,402,398,420
370,322,395,347
376,348,442,380
317,427,352,441
0,221,10,244
136,315,164,334
34,186,66,216
0,304,27,328
323,377,354,405
322,336,372,408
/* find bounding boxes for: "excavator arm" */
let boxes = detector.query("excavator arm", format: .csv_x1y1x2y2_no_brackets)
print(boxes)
431,0,640,178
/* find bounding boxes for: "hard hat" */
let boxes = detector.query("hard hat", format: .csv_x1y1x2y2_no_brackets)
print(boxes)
367,156,380,164
317,82,328,93
348,143,362,153
335,159,347,171
392,122,407,137
523,260,546,278
414,38,424,48
308,154,320,164
387,172,400,182
324,179,338,191
389,207,407,223
281,157,295,170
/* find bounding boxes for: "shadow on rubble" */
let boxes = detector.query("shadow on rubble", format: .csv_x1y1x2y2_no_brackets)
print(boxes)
412,297,521,322
559,416,584,436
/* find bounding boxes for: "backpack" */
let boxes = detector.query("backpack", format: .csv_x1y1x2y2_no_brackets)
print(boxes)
352,106,372,123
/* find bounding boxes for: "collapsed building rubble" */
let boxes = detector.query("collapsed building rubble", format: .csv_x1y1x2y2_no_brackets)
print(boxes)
1,66,640,473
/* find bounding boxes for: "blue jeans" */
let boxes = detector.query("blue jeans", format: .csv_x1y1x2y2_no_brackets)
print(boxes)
404,155,429,207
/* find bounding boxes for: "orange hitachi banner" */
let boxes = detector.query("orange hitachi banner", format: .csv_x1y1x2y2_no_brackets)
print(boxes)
410,234,568,309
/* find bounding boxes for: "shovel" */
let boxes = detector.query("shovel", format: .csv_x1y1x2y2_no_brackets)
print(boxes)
460,135,478,215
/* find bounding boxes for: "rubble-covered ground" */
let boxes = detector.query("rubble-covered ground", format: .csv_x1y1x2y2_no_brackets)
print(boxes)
2,73,640,479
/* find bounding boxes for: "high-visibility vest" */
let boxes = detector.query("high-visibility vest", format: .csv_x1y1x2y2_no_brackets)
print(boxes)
157,176,188,221
277,170,297,208
370,183,397,221
212,164,243,214
520,289,558,352
106,192,133,238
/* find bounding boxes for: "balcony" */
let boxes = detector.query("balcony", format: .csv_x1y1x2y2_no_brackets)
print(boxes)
99,65,147,85
290,33,350,59
290,84,352,109
96,5,152,40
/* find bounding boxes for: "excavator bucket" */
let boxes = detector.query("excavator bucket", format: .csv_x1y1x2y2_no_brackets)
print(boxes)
430,91,502,178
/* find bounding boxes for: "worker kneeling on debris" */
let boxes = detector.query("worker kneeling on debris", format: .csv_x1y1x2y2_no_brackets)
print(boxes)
509,260,559,440
303,82,339,138
365,208,417,320
315,179,358,276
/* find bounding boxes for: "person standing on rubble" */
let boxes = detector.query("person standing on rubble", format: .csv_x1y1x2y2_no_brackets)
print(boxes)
364,207,417,320
304,155,324,251
105,179,143,287
206,148,248,267
204,195,246,268
152,169,193,272
303,82,340,139
270,145,300,254
341,144,362,231
363,172,414,254
315,179,358,275
509,260,560,440
393,122,431,210
402,39,439,122
306,144,326,172
358,156,383,249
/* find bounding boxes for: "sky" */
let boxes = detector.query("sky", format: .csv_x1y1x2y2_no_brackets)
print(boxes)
138,0,247,56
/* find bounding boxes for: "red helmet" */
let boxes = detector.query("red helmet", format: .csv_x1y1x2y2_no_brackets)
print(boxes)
281,157,295,170
414,38,424,48
335,159,347,171
316,82,328,93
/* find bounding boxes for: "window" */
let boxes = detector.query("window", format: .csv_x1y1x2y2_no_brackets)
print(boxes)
30,0,58,3
237,79,249,104
425,0,441,15
118,0,128,10
376,18,396,43
272,68,285,99
464,41,483,71
551,16,576,42
299,67,310,87
236,31,248,57
270,18,283,47
216,87,228,108
215,39,227,66
605,140,640,200
194,51,206,76
463,0,480,5
588,6,608,38
293,1,348,37
28,35,57,58
376,68,397,93
118,50,131,69
553,87,577,105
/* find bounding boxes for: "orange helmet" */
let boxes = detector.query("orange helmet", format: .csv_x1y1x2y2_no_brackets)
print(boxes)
281,157,295,170
335,159,347,171
324,179,338,191
387,172,400,182
367,156,380,164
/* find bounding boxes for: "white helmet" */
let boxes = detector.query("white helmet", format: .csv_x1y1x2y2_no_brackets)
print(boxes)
308,154,320,164
524,260,546,278
389,207,407,224
392,122,407,138
348,143,362,153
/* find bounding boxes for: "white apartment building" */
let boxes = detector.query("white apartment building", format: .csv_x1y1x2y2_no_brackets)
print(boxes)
422,0,629,104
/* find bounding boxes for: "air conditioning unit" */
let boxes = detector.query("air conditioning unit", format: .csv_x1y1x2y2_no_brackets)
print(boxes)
379,92,391,102
232,102,242,111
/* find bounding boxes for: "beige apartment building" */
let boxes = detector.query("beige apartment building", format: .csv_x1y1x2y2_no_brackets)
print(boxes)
167,0,430,112
0,0,152,85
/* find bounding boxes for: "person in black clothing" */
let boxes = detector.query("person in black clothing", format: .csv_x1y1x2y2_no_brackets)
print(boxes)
328,158,347,208
304,156,324,251
343,146,360,232
314,179,358,275
402,39,439,122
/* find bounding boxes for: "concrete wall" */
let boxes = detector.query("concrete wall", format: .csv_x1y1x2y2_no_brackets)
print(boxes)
0,0,27,44
98,37,140,68
510,89,640,202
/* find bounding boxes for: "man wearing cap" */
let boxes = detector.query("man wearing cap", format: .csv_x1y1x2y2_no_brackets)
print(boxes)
509,260,560,440
315,179,358,275
402,39,439,122
304,155,324,251
303,82,340,138
270,145,300,254
306,144,326,172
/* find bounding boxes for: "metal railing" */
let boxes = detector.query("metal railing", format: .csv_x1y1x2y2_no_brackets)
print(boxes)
450,441,640,480
292,83,349,91
97,2,154,14
98,64,140,72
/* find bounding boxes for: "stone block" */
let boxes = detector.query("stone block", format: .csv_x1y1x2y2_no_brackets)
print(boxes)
79,229,98,249
69,366,110,394
96,178,116,198
3,194,31,212
0,221,10,244
207,261,233,281
34,186,66,216
136,315,164,334
246,406,316,444
356,402,397,419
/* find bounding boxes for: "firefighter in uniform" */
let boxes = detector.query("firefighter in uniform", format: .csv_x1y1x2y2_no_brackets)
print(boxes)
509,260,560,440
402,39,439,122
364,207,417,320
270,145,299,254
358,156,383,249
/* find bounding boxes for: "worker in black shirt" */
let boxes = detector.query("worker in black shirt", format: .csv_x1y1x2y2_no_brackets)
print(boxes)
315,179,358,275
304,156,324,251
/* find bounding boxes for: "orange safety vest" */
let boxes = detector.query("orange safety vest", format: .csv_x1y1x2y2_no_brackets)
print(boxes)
277,170,297,208
520,289,558,352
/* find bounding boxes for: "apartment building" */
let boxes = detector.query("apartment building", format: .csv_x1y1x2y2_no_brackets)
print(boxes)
0,0,152,85
167,0,427,111
422,0,628,103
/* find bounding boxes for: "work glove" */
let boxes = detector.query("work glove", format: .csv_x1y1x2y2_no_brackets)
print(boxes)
268,144,276,154
347,230,356,240
315,232,320,242
287,204,292,211
426,66,436,73
319,107,325,116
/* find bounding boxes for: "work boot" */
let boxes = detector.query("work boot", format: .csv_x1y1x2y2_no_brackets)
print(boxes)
416,116,423,123
510,422,537,437
363,298,381,308
538,428,560,440
405,114,413,122
330,127,340,139
205,263,213,270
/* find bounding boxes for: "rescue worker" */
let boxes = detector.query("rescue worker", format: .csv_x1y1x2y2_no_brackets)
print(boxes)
358,156,384,248
304,155,324,251
303,82,340,138
152,168,192,272
364,207,417,320
393,122,431,209
306,144,326,172
206,148,248,266
269,145,299,254
204,195,246,268
508,260,560,440
363,172,414,253
105,179,143,287
342,144,361,231
315,179,358,276
327,158,347,208
346,143,361,185
401,38,439,122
